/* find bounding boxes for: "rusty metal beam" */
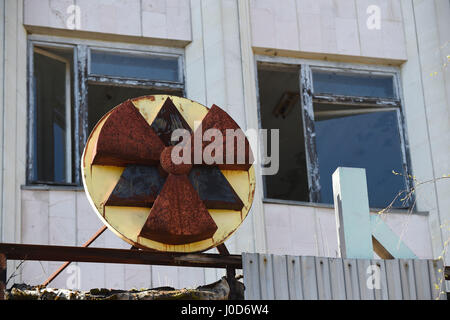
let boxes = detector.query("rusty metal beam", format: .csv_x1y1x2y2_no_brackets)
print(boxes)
216,244,239,299
0,243,243,269
42,225,107,287
216,244,230,256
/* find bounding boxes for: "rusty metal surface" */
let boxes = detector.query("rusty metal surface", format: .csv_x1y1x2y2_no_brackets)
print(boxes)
92,100,165,166
99,98,250,245
139,174,218,244
42,226,108,287
217,244,230,255
83,96,256,252
193,104,254,170
0,243,242,269
160,146,192,175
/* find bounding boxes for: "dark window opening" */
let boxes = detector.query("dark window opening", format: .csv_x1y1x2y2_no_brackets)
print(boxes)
257,64,410,209
28,41,184,186
32,46,74,184
257,66,309,202
88,84,183,133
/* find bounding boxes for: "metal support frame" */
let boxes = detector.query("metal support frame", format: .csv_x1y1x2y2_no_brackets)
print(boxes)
217,244,239,299
42,225,107,287
41,228,238,292
0,240,241,300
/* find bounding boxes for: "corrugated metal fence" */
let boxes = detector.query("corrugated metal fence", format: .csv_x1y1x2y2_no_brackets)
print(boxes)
242,253,446,300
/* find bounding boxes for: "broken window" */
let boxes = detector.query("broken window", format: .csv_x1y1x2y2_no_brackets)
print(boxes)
258,63,411,209
87,85,183,134
28,39,184,186
87,48,184,134
257,65,309,202
31,46,74,184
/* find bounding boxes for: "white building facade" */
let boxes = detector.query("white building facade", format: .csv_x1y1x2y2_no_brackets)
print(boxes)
0,0,448,291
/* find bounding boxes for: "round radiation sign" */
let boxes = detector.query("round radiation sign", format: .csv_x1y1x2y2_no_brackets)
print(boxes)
82,95,255,253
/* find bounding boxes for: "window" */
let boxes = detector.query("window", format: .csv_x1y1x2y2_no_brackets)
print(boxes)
31,46,74,184
86,48,183,134
28,38,184,186
257,63,412,209
258,65,309,202
89,50,180,82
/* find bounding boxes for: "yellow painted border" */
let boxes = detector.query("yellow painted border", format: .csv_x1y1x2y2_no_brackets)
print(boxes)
81,95,255,253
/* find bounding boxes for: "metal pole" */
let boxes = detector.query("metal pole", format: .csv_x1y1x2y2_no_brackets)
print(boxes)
42,225,107,287
217,244,238,299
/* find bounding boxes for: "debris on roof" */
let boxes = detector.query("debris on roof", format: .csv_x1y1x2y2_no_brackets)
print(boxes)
7,277,244,300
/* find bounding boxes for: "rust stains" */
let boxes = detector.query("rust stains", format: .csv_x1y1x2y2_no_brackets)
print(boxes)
193,104,254,171
92,100,165,166
139,174,218,245
90,97,253,249
160,146,192,175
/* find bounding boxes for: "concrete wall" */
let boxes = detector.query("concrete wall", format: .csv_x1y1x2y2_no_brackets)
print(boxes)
0,0,446,290
264,203,433,259
400,0,450,264
21,189,208,290
0,0,27,278
250,0,406,63
24,0,192,43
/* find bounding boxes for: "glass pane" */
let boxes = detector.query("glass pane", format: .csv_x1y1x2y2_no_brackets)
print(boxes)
312,70,395,98
258,67,309,202
33,49,72,183
90,50,179,82
314,107,407,208
88,85,183,133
